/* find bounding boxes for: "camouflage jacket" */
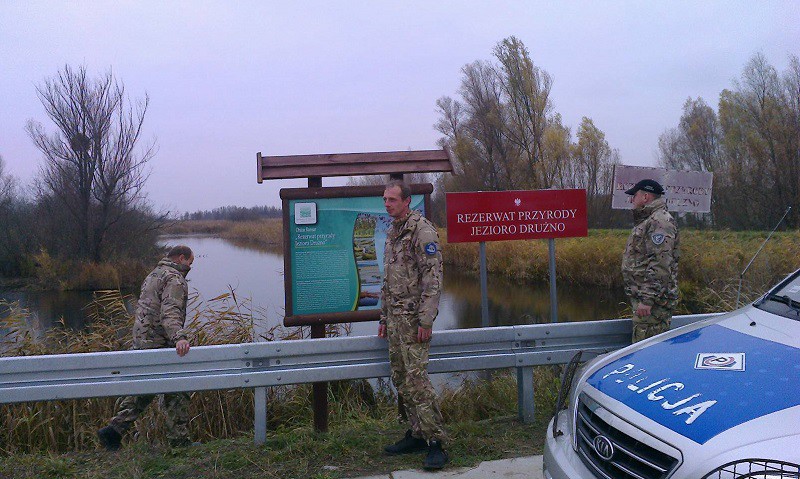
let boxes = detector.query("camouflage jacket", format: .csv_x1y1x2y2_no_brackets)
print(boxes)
622,198,680,309
132,258,190,349
380,210,443,329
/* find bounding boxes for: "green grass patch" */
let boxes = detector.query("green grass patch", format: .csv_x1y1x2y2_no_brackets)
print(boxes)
0,412,548,479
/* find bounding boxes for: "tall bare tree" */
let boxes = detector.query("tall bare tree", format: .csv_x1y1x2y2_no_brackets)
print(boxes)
658,97,722,173
26,65,155,261
435,35,620,225
493,36,553,188
438,60,519,192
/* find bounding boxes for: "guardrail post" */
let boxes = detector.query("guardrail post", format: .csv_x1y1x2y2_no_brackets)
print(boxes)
254,386,268,445
517,366,535,423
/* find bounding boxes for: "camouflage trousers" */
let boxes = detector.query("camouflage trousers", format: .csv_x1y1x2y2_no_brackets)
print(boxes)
109,392,191,446
631,300,672,343
387,314,448,444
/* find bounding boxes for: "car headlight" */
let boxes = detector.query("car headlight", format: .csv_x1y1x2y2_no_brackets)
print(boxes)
702,459,800,479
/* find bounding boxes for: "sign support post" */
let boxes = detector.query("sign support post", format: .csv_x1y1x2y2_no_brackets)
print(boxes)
479,242,489,328
445,188,588,423
548,239,557,323
479,241,491,381
306,175,329,433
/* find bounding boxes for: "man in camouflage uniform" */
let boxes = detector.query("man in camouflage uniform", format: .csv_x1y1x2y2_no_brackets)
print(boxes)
378,180,449,470
622,179,680,343
97,245,195,451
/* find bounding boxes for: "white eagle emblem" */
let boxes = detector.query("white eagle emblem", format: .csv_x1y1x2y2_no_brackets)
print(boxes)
514,198,521,207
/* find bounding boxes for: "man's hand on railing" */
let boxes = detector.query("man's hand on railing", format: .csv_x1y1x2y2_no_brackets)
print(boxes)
417,326,432,343
176,339,190,357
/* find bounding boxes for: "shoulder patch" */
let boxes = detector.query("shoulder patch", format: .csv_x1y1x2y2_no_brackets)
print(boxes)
651,233,665,245
424,242,438,255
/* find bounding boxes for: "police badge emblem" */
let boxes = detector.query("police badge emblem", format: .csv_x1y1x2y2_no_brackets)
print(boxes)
651,233,665,245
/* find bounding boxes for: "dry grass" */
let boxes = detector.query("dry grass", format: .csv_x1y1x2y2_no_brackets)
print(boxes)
222,220,282,250
0,290,360,454
162,220,230,236
27,249,153,291
1,290,548,455
164,220,282,247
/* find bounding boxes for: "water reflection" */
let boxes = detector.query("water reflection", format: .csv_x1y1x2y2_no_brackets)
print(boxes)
443,267,628,329
0,290,97,334
1,235,629,337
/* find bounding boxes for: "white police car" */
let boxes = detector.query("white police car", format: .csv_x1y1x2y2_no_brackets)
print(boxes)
544,269,800,479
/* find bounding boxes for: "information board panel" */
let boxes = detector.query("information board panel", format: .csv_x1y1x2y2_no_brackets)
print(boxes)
445,189,588,243
281,184,431,326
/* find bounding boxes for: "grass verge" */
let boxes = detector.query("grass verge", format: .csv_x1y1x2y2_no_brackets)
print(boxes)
0,412,547,479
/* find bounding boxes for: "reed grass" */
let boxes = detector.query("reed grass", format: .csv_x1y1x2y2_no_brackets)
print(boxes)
442,229,800,313
0,290,551,455
26,249,153,291
162,220,230,236
164,219,282,249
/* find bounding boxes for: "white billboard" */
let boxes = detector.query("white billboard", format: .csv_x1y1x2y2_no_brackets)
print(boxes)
612,165,713,213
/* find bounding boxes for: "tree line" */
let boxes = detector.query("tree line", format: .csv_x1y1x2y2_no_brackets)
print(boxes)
435,37,799,230
2,46,798,280
181,205,282,221
434,36,626,228
657,53,800,229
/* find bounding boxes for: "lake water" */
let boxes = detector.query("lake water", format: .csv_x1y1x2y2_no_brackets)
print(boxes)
1,235,629,338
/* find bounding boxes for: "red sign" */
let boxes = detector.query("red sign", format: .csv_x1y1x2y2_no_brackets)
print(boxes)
446,189,588,243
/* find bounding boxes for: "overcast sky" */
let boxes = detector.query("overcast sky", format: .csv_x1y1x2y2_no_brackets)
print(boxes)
1,1,798,213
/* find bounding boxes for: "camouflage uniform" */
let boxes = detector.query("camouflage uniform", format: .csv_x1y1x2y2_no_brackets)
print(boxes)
109,258,192,446
622,197,680,343
381,210,448,444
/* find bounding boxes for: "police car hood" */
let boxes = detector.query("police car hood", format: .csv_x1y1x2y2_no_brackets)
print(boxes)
583,306,800,445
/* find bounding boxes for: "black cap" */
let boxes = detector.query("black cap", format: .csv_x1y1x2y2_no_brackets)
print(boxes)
625,179,664,195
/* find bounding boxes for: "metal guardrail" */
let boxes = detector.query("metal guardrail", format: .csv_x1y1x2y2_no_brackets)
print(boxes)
0,313,720,444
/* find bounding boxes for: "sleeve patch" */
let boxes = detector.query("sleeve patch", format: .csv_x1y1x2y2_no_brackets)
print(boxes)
424,242,438,255
651,233,665,245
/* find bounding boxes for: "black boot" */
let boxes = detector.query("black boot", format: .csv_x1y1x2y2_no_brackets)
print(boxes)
97,426,122,451
384,429,428,455
423,440,449,470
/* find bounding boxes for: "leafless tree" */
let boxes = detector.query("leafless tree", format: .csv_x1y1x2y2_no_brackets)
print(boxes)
493,36,553,187
435,36,619,207
26,65,156,261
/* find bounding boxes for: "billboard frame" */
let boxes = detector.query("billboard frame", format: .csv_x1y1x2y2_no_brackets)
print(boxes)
280,184,433,327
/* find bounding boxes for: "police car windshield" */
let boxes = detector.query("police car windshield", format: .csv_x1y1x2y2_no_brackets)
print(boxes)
755,270,800,319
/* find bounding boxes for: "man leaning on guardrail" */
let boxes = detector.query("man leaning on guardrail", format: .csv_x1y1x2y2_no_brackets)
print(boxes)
97,245,195,451
378,180,449,470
